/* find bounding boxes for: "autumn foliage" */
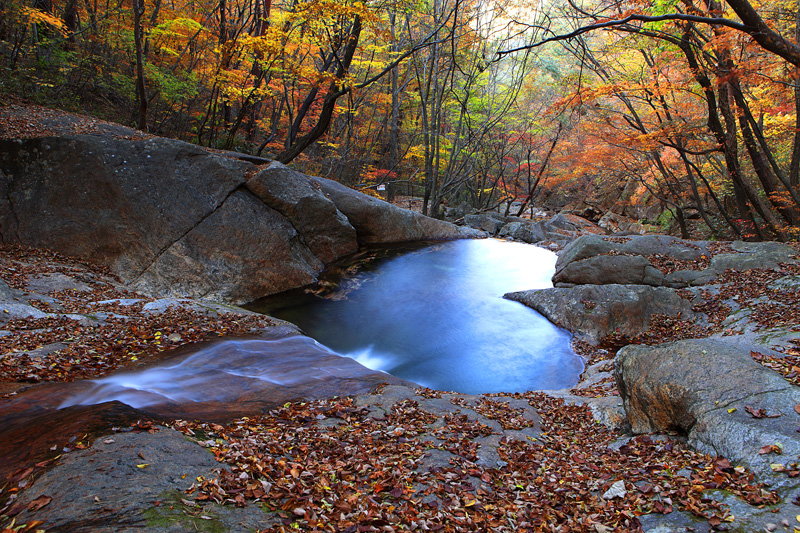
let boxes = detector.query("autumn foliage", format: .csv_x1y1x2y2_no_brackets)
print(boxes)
1,0,799,238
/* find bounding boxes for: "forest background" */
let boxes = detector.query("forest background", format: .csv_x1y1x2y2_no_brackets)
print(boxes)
1,0,800,241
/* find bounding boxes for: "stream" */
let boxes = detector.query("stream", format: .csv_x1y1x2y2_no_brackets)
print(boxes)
0,238,582,477
13,239,582,417
256,238,582,394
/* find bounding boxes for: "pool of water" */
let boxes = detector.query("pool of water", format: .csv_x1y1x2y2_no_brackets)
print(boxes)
262,239,582,394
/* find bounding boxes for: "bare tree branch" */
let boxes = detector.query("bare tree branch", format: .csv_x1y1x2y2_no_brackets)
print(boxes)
497,7,800,67
496,13,748,57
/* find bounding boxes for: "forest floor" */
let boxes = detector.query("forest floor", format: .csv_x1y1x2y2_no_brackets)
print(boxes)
1,243,799,533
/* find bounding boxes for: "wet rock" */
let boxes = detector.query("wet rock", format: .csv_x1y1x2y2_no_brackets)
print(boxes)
0,334,414,485
505,284,693,344
615,338,800,488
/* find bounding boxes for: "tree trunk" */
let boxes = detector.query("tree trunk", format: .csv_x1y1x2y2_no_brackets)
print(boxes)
792,9,800,189
62,0,79,43
516,125,561,217
133,0,147,131
679,32,783,239
275,16,362,164
386,10,400,204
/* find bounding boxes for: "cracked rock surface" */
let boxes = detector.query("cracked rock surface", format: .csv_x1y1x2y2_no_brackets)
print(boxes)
616,338,800,490
0,133,475,305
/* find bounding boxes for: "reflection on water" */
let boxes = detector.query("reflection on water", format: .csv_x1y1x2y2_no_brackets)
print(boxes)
270,239,582,394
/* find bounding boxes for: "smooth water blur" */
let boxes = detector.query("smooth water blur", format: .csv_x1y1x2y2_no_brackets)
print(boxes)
272,239,582,394
59,336,358,409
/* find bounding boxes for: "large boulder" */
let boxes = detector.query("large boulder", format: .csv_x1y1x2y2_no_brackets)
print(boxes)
615,338,800,487
554,235,797,290
619,234,708,259
553,254,665,287
710,241,797,272
504,284,694,344
0,136,249,278
130,190,323,303
246,162,358,264
554,235,616,272
498,220,546,244
464,213,506,235
1,134,476,304
547,213,579,232
555,234,709,274
309,176,481,244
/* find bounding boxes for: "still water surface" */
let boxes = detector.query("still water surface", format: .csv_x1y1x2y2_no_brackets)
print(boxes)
268,239,582,394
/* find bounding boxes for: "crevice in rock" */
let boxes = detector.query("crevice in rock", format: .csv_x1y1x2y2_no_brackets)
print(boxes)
701,387,795,415
243,179,327,269
131,183,247,282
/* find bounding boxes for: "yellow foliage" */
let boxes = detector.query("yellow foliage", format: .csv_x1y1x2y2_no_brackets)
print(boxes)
405,145,427,163
21,6,67,35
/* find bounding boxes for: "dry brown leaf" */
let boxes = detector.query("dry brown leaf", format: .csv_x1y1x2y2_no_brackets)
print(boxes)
27,495,52,512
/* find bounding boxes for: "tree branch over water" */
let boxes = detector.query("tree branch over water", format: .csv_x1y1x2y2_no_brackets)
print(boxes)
497,9,800,67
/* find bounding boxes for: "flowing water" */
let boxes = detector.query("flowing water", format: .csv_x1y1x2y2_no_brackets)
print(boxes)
58,336,380,410
261,239,582,394
1,238,582,479
33,238,581,416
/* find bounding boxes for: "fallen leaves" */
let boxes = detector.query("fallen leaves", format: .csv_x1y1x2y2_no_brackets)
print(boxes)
172,392,779,533
2,241,796,532
0,104,152,141
751,351,800,388
758,444,783,455
744,405,781,419
647,253,712,274
0,244,282,384
25,497,51,513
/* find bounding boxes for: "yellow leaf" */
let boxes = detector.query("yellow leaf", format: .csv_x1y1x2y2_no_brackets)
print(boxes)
137,463,150,469
727,408,737,413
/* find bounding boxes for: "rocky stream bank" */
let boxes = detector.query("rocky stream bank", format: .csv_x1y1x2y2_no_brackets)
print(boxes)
1,105,800,532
